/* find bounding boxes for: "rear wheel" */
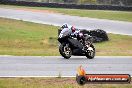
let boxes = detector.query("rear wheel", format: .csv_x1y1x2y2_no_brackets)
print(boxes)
59,43,72,59
85,44,95,59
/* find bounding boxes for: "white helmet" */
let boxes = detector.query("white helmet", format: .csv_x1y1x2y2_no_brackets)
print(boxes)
61,24,68,29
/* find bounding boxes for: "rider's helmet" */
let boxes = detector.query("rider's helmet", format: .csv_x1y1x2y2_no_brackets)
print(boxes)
71,26,76,32
61,24,68,29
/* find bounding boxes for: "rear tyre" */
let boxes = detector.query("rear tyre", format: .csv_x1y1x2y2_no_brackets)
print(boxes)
59,43,72,59
85,44,95,59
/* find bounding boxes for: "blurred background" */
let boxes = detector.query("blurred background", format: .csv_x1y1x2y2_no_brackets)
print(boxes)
8,0,132,6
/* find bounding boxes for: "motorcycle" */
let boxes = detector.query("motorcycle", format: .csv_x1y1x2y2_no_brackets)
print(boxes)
58,28,95,59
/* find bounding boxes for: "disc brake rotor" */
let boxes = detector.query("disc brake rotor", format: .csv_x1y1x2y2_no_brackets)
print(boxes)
64,46,71,56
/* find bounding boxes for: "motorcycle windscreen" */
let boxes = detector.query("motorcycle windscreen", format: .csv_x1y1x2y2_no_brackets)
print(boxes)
68,38,83,49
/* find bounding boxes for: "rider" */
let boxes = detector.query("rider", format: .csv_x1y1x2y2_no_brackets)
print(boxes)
61,24,84,41
61,24,86,52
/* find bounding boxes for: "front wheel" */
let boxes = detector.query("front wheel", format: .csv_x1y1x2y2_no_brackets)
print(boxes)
59,43,72,59
85,44,95,59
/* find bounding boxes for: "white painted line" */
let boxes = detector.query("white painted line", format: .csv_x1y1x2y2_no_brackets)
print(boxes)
0,16,60,27
0,76,131,78
0,16,132,36
0,76,76,78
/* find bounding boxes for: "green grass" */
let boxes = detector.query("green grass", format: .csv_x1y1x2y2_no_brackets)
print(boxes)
0,78,132,88
0,17,132,56
0,17,59,56
0,5,132,22
95,34,132,56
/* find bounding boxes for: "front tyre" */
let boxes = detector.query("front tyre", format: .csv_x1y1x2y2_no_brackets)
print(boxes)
85,44,95,59
59,43,72,59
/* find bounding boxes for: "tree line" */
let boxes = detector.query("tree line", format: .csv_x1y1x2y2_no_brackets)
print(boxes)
10,0,132,6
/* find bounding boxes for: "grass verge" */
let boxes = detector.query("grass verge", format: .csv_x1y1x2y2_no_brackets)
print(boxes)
0,17,59,56
0,78,132,88
0,17,132,56
0,5,132,22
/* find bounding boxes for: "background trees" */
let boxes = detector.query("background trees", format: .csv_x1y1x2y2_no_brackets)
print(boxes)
14,0,132,6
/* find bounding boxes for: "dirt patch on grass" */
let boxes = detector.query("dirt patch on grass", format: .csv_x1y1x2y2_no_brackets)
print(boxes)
0,5,58,14
12,8,58,14
38,78,75,85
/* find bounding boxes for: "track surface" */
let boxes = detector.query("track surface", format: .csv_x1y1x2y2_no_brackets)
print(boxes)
0,8,132,35
0,56,132,77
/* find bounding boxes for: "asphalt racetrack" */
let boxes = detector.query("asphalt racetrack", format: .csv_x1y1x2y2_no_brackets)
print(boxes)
0,8,132,35
0,56,132,77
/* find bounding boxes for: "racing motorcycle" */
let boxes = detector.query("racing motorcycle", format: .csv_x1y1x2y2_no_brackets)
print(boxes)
58,28,95,59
